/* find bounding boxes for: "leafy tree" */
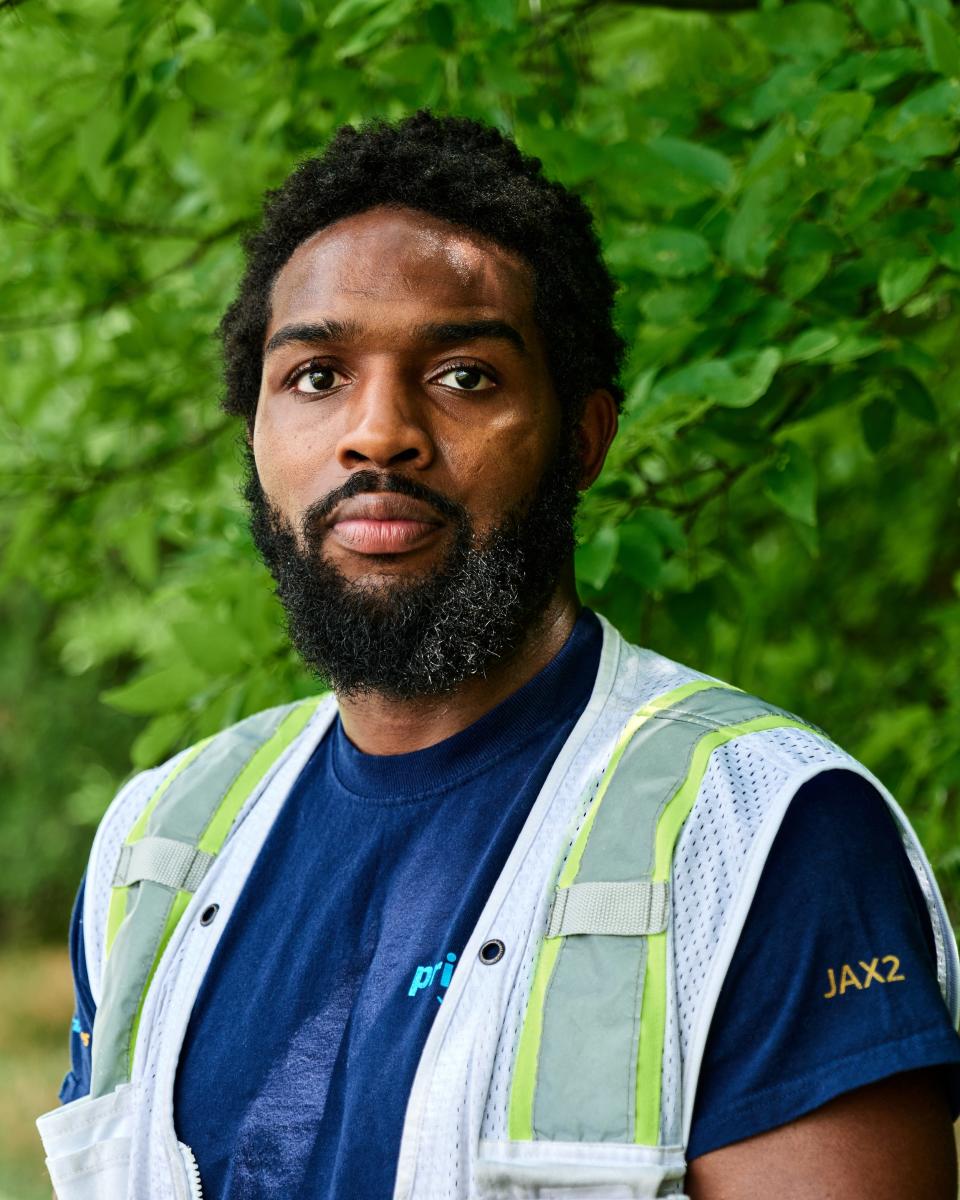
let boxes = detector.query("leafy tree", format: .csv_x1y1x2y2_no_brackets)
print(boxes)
2,0,959,938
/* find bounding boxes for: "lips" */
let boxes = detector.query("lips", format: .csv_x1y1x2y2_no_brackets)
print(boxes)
327,493,445,555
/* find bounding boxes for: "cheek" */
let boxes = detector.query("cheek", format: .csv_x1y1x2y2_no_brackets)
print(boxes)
449,413,553,521
252,401,332,516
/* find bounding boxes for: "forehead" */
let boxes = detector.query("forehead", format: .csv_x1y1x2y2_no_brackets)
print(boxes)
267,206,535,334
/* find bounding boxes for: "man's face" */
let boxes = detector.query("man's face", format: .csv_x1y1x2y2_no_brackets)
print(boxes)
247,205,587,697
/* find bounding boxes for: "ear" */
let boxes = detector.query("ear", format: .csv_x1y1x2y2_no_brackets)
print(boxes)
575,389,619,490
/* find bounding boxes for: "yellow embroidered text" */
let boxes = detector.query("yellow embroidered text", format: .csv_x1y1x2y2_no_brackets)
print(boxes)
823,956,905,999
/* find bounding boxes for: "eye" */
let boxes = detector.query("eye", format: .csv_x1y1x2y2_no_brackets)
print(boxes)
435,365,496,392
290,363,347,394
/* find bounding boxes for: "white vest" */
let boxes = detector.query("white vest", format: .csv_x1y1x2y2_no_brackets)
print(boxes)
37,617,960,1200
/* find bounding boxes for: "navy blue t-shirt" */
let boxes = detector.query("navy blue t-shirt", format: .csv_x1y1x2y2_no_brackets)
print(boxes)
63,610,960,1194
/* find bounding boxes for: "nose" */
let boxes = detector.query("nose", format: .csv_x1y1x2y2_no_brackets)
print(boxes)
334,373,434,471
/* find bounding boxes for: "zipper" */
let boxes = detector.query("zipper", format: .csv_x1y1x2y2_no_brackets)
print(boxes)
178,1141,204,1200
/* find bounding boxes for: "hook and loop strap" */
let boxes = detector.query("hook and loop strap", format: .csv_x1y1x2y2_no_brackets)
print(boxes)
546,881,669,939
112,837,214,894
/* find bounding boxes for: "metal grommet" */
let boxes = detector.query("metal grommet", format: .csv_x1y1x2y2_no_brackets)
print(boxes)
479,938,505,965
200,903,219,927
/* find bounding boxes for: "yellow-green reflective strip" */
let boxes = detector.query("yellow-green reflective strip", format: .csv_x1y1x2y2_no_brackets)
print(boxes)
197,698,321,854
632,714,810,1144
124,696,324,1073
507,678,736,1141
104,738,213,957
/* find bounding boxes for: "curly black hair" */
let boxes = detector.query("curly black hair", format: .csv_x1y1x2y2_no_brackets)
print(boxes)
218,109,625,428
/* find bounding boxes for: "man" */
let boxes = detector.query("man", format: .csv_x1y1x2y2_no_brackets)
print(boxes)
46,112,960,1199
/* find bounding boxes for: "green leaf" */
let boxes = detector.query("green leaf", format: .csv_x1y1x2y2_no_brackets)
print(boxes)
640,280,717,324
860,395,897,453
723,185,776,276
653,348,782,409
326,0,388,26
930,227,960,271
278,0,305,35
878,256,936,310
115,513,159,587
172,618,242,677
780,251,831,300
736,5,850,62
813,92,874,158
890,369,939,422
852,0,910,38
636,508,686,553
618,520,663,588
646,137,735,196
825,332,885,363
464,0,515,28
631,228,712,278
840,168,909,232
783,328,841,364
102,663,207,715
425,4,455,49
575,526,619,590
131,713,188,769
762,441,817,525
918,9,960,79
871,116,960,167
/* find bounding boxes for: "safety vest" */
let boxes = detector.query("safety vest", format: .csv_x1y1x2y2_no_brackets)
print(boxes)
37,617,960,1200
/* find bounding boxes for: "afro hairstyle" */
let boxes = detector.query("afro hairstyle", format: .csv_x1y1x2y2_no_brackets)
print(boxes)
218,109,625,429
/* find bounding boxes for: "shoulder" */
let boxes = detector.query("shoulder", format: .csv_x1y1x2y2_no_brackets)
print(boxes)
610,625,846,771
82,693,333,1000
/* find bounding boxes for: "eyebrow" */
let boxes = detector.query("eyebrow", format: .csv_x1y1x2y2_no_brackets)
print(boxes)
263,317,527,357
264,319,362,355
411,320,527,355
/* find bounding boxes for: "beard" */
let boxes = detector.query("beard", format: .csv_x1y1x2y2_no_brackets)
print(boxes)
242,432,582,700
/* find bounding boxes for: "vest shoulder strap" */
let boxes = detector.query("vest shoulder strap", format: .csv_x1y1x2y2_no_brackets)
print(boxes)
507,677,816,1148
90,695,325,1097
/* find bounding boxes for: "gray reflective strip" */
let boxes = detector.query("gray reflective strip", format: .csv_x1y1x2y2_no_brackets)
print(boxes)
91,882,176,1097
533,686,792,1144
112,837,214,893
546,881,669,938
90,701,306,1098
146,704,294,843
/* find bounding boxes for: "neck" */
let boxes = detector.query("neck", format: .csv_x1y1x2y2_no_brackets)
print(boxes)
335,580,582,756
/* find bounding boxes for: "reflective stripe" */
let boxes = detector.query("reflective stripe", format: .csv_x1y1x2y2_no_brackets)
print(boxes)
507,678,735,1142
546,881,668,938
508,678,814,1147
91,696,324,1096
633,711,810,1145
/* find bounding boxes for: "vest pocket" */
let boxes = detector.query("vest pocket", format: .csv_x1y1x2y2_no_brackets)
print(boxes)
475,1139,688,1199
36,1083,136,1200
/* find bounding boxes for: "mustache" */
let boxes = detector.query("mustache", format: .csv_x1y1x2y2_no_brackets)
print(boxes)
301,470,467,541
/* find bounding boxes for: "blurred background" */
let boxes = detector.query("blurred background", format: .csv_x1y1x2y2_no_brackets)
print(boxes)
2,0,960,1195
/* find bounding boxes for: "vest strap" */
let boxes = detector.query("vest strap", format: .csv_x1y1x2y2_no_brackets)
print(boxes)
112,837,214,893
508,678,817,1148
91,695,326,1098
546,881,668,938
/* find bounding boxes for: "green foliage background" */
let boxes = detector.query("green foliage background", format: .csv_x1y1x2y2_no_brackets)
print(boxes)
2,0,960,944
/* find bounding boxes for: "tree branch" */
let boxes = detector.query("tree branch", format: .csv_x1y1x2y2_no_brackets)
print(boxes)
0,217,248,334
0,199,209,241
2,421,234,503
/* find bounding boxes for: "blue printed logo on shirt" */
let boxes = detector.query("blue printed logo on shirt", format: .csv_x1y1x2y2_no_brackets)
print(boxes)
407,952,457,1003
